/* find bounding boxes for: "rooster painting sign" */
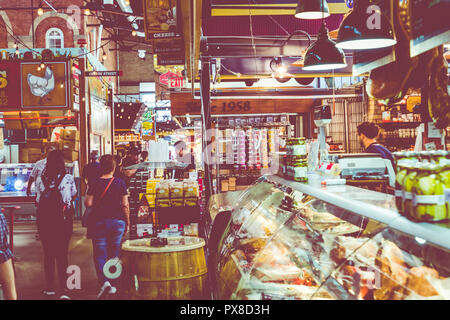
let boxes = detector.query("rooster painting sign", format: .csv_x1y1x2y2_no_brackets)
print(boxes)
21,62,68,108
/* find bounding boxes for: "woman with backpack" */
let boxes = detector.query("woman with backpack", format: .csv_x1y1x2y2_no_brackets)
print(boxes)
35,150,77,299
84,155,129,299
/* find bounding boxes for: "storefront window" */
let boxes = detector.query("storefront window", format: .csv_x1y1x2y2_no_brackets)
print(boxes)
45,28,64,49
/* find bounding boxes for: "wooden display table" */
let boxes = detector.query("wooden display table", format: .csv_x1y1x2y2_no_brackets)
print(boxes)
121,237,208,300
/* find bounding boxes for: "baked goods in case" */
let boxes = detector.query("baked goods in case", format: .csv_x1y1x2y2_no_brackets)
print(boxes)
405,267,440,298
374,240,409,300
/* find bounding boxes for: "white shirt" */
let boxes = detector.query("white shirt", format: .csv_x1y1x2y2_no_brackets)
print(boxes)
35,174,77,206
30,159,46,180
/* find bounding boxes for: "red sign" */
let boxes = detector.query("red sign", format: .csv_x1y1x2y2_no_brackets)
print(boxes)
168,76,185,88
159,72,178,86
0,61,21,110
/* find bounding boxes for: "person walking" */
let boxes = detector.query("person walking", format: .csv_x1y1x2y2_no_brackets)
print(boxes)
26,145,57,197
121,148,140,188
0,212,17,300
35,150,77,300
27,145,57,240
82,150,102,190
84,155,129,299
113,154,126,181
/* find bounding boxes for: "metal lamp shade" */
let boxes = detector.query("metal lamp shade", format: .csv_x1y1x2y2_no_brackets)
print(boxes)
303,24,347,71
336,5,397,50
295,0,330,19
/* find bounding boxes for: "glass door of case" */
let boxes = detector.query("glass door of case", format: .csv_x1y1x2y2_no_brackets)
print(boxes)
216,179,450,300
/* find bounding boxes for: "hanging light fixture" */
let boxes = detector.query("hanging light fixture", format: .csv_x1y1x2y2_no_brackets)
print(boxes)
132,30,137,37
102,50,107,61
336,0,397,50
37,3,44,16
269,57,288,78
295,0,330,20
303,0,347,71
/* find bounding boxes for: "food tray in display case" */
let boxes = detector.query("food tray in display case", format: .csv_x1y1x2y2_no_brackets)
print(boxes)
214,175,450,300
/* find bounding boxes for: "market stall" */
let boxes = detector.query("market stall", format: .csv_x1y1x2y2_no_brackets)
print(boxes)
210,174,450,300
0,58,83,218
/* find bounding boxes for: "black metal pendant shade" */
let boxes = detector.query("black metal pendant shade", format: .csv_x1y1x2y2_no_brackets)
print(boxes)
336,1,397,50
303,23,347,71
295,0,330,20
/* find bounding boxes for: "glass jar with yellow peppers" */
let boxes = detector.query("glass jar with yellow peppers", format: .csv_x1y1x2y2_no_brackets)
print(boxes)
412,164,448,222
395,163,409,214
438,164,450,218
402,163,420,219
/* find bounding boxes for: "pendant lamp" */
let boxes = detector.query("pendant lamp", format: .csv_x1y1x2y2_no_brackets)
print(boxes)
336,0,397,50
295,0,330,20
303,23,347,71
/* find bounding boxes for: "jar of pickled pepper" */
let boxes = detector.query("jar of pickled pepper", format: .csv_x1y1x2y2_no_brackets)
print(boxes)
438,164,450,219
292,160,308,183
393,151,407,171
402,164,420,219
412,164,448,222
395,163,409,214
287,138,307,158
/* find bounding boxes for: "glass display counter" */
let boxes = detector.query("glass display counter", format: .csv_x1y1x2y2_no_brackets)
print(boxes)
214,175,450,300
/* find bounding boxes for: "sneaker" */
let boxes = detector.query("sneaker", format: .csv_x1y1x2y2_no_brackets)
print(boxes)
109,286,117,295
97,281,112,299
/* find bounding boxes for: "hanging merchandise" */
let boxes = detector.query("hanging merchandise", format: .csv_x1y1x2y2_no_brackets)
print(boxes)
247,127,254,169
237,129,246,169
260,128,269,169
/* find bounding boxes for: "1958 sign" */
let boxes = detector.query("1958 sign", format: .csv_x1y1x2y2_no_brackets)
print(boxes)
186,101,252,113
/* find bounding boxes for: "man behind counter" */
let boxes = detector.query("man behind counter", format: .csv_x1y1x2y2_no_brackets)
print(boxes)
357,122,394,167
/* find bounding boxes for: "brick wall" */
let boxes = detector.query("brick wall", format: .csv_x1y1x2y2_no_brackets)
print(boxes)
0,0,84,48
119,48,154,83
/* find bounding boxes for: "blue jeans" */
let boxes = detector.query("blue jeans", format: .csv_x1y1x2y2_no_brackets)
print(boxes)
91,219,126,284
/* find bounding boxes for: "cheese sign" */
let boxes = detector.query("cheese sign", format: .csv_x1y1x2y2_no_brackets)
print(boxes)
142,0,180,41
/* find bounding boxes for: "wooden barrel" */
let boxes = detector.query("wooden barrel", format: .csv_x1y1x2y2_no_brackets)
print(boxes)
121,237,208,300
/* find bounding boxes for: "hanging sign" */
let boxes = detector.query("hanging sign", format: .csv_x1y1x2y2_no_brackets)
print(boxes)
21,61,69,109
157,54,185,66
170,92,315,115
153,38,184,54
85,70,123,77
142,0,181,41
0,61,21,110
141,110,156,141
410,0,450,57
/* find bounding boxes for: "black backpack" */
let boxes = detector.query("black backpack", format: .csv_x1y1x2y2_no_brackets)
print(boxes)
38,174,65,219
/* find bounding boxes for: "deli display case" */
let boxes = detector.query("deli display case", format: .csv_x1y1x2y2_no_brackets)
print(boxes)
212,175,450,300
